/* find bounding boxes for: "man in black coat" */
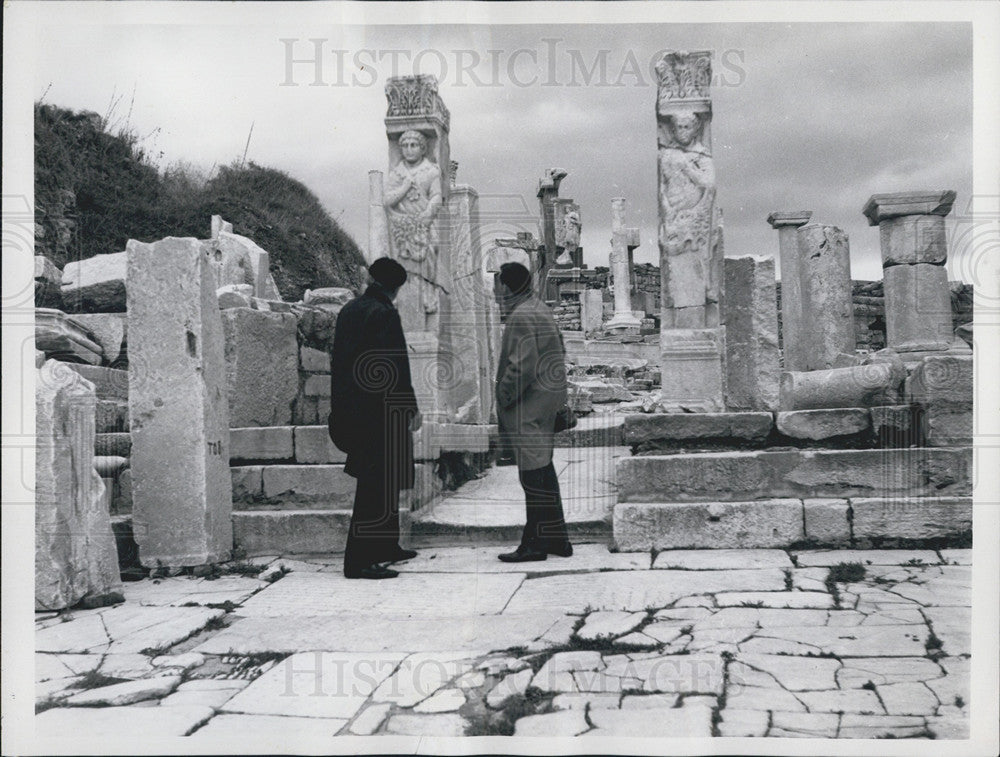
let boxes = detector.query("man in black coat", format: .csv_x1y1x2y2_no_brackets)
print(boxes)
329,258,421,579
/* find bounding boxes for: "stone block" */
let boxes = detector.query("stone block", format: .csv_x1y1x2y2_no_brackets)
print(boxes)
35,309,103,365
95,399,128,433
779,363,902,410
870,405,915,436
879,214,947,266
616,448,970,503
569,379,632,403
95,432,131,457
883,263,953,352
580,288,604,333
850,497,972,540
796,224,855,370
624,412,773,445
231,466,264,502
211,231,282,300
802,499,850,544
299,346,330,372
230,427,294,463
922,404,972,446
303,287,353,308
663,250,707,309
126,237,232,567
220,308,299,427
776,409,871,440
35,361,123,610
114,469,133,514
722,256,779,411
433,423,491,453
863,190,956,224
293,425,347,464
260,465,356,505
908,354,973,404
232,511,353,555
62,364,129,401
302,373,330,397
613,500,804,551
60,251,127,312
216,284,253,309
35,255,63,309
68,313,127,366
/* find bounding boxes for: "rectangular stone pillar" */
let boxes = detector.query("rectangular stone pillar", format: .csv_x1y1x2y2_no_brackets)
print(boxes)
863,191,964,362
723,256,780,410
580,288,604,334
367,169,390,265
443,184,490,423
36,361,123,610
655,50,725,411
767,211,812,370
796,223,855,370
127,237,233,567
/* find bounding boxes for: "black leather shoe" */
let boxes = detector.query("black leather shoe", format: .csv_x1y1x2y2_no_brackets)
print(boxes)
388,547,418,562
498,545,548,563
345,564,399,579
546,541,573,558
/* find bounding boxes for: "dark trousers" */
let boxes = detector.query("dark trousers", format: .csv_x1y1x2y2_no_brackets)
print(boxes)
518,461,569,549
343,464,401,575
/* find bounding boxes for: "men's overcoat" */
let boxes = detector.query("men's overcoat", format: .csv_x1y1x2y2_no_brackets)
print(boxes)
495,295,568,471
329,284,418,489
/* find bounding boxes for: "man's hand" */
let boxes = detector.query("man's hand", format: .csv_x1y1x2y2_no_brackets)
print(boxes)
409,410,423,432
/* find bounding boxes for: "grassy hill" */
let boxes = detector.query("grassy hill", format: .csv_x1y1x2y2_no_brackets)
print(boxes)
34,102,366,300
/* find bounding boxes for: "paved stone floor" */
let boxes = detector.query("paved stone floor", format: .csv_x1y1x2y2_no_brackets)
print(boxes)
34,545,971,746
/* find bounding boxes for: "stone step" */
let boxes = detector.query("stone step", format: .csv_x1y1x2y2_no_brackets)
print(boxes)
232,510,354,555
409,499,611,547
617,447,971,503
231,463,438,511
554,415,625,447
613,497,973,551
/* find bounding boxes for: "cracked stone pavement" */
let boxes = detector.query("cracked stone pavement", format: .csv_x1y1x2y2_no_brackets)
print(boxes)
31,545,972,746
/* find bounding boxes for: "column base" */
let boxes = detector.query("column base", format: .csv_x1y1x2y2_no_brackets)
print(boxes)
659,328,726,412
606,312,642,329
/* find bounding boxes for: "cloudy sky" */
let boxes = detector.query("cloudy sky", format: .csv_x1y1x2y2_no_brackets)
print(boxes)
23,7,977,281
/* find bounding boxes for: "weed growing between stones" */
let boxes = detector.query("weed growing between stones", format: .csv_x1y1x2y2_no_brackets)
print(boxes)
783,569,793,591
925,629,945,661
825,561,866,608
740,601,765,609
464,686,556,736
68,670,130,691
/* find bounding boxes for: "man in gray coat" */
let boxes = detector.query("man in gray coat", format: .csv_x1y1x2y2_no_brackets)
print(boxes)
494,263,573,562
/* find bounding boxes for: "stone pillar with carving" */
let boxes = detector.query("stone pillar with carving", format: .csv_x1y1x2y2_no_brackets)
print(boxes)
607,197,642,330
554,199,583,269
381,75,452,419
767,211,812,370
655,50,725,411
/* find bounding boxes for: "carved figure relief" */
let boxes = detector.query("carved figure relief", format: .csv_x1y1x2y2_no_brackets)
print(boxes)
658,111,716,258
384,130,442,317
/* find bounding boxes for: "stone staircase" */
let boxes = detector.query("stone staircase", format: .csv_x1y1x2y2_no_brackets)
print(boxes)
612,410,973,551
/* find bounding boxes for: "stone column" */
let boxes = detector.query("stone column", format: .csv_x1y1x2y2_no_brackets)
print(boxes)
127,237,233,568
796,224,855,370
443,183,490,423
863,191,963,362
367,169,390,265
766,211,812,370
655,50,725,411
36,361,123,610
723,256,780,410
607,197,641,330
